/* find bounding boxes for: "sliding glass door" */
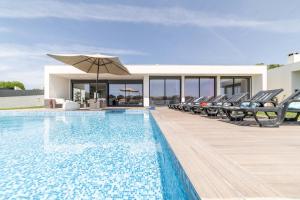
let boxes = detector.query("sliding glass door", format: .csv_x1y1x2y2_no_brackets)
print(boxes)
108,84,126,106
73,83,91,105
71,80,143,107
184,77,215,100
108,82,143,106
220,77,251,97
150,77,181,106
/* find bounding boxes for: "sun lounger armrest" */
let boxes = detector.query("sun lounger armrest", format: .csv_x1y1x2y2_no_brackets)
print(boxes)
288,99,300,103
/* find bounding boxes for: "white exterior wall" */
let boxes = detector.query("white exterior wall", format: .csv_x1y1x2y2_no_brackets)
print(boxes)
292,71,300,92
48,75,70,100
252,75,265,97
0,95,44,109
181,76,185,102
216,76,221,95
268,62,300,101
143,75,149,107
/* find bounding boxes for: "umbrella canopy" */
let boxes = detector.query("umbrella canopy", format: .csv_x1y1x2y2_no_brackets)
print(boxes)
47,54,130,100
47,54,130,75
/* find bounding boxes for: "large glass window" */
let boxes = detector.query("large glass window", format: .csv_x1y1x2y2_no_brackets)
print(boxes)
221,77,250,97
234,78,249,94
108,82,143,106
90,83,107,99
220,78,234,96
72,80,143,107
149,79,165,106
165,79,180,105
185,78,199,99
184,77,215,99
200,78,215,97
150,77,181,106
109,84,126,106
125,84,143,106
73,83,90,105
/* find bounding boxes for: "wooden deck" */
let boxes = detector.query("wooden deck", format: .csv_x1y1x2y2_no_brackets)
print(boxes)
151,107,300,200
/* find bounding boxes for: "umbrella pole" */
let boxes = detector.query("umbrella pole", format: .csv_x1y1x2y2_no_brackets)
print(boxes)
95,64,99,101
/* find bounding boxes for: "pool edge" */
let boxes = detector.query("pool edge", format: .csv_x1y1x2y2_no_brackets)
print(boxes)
150,111,201,200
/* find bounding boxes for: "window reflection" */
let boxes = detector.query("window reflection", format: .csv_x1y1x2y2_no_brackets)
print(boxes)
90,83,107,99
72,81,143,107
234,79,249,95
73,83,90,105
221,78,234,96
221,77,250,97
125,84,143,106
185,77,215,99
109,84,126,106
150,78,181,106
200,78,215,97
150,79,165,106
165,79,180,105
185,78,199,99
108,83,143,106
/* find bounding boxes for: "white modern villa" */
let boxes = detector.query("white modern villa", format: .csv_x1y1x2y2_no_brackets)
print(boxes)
44,62,267,107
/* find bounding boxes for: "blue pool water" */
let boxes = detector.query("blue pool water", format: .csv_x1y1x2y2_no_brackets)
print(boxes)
0,110,199,199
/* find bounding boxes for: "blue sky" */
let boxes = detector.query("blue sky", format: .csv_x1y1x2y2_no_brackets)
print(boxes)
0,0,300,89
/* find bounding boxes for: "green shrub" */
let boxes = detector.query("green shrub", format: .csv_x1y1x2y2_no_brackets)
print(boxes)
268,64,282,70
0,81,25,90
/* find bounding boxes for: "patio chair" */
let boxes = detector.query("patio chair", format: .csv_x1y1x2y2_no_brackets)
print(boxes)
168,97,194,109
248,90,300,127
177,97,196,110
192,95,226,114
223,89,283,121
204,93,249,117
182,96,213,112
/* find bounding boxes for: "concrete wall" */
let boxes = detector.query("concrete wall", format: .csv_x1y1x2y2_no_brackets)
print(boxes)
0,95,44,109
46,75,70,100
268,62,300,101
252,74,267,97
292,71,300,92
143,75,149,107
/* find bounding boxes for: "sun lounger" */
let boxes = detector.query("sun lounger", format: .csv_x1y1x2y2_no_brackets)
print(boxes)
192,95,226,114
177,97,196,110
204,93,249,116
246,90,300,127
223,89,283,121
168,97,194,109
182,96,213,112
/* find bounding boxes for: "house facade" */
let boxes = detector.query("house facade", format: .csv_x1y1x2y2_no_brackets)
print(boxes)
44,64,267,107
268,53,300,101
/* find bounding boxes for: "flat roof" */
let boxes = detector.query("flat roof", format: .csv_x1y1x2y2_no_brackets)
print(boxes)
45,64,267,79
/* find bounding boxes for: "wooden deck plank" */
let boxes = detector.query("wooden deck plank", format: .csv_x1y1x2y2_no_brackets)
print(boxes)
151,107,300,199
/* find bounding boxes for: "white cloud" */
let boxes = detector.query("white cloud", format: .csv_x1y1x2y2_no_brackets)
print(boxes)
0,43,146,89
0,0,279,30
0,0,299,32
0,43,146,58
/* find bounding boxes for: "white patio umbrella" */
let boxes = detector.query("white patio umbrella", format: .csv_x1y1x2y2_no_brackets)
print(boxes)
47,54,130,100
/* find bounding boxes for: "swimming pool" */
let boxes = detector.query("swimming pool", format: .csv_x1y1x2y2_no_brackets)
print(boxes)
0,110,199,199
